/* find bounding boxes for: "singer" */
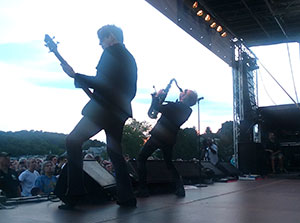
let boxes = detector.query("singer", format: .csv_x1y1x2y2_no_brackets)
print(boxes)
137,89,198,197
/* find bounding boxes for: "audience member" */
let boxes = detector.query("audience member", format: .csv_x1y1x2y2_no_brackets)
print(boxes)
264,132,284,173
102,160,115,176
18,158,40,196
17,158,27,175
0,152,21,198
34,161,57,195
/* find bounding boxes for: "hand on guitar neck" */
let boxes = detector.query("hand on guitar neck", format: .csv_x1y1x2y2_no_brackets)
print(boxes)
60,63,76,78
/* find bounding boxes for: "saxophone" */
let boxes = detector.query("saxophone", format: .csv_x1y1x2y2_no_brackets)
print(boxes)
147,78,183,119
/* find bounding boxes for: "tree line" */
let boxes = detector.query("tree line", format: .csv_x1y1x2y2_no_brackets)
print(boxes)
0,119,233,161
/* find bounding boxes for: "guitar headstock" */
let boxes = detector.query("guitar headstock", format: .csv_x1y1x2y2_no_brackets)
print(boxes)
44,34,58,53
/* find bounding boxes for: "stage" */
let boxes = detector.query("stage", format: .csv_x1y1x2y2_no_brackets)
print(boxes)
1,177,300,223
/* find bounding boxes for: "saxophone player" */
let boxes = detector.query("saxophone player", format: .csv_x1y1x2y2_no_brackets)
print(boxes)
137,89,198,197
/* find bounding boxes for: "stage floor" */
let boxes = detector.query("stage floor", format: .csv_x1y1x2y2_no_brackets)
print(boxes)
1,177,300,223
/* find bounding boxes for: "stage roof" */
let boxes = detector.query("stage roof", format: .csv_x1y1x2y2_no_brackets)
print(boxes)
145,0,300,66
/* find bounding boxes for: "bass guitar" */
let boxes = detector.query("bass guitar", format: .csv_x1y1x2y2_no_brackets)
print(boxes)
44,34,96,99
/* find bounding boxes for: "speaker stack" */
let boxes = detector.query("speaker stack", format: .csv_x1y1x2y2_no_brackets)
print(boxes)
54,160,116,204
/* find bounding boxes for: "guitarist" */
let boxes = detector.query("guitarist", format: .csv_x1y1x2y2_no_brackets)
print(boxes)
59,25,137,209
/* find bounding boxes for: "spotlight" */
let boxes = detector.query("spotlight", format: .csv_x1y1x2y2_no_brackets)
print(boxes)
205,14,211,21
221,32,227,37
193,1,198,8
216,26,223,32
197,10,203,16
210,22,217,28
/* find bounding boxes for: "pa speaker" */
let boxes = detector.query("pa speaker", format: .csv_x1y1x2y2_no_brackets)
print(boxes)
200,161,225,179
130,160,174,183
217,162,240,177
54,161,116,204
174,160,201,178
128,160,203,183
238,143,265,174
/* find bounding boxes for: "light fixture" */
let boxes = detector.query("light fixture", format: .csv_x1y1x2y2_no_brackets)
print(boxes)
205,14,211,21
210,22,217,28
193,1,198,8
216,26,223,32
221,32,227,37
197,10,203,16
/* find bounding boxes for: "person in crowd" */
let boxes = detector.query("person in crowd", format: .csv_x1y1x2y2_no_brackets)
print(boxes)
264,132,285,173
47,155,58,166
137,89,198,197
205,138,219,166
47,155,59,175
59,24,137,209
10,159,19,172
94,155,102,164
33,161,57,195
18,158,40,196
17,158,27,176
0,152,21,198
35,158,44,174
102,160,115,175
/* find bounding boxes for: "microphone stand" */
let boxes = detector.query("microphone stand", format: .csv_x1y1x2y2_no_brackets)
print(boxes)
196,97,206,187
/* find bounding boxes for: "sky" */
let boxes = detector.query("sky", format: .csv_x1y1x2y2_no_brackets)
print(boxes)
0,0,299,142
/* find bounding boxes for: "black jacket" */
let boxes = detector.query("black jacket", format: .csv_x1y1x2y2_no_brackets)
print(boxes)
150,101,192,145
74,43,137,122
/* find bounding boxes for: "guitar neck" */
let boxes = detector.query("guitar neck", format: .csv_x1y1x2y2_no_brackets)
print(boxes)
53,50,69,66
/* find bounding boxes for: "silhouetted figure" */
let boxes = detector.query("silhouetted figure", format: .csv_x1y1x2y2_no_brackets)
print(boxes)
59,24,137,209
137,89,198,197
264,132,284,173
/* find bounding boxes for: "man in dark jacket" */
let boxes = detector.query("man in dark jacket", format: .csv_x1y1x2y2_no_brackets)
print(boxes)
137,89,198,197
59,25,137,208
0,152,21,198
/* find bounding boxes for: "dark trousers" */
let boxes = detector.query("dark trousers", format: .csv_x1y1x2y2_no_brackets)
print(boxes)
66,115,134,202
137,137,181,189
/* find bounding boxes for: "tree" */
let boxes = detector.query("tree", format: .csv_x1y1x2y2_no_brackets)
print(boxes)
173,128,198,160
121,119,151,159
0,130,106,157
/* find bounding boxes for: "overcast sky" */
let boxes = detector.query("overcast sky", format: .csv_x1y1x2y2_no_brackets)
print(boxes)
0,0,299,142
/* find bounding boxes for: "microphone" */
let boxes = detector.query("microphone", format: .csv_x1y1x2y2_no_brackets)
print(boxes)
197,97,204,102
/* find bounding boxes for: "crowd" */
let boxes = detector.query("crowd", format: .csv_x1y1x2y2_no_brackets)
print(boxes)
0,151,116,199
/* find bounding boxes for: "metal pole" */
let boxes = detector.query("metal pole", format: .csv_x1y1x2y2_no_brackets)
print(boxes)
197,97,204,134
196,97,204,187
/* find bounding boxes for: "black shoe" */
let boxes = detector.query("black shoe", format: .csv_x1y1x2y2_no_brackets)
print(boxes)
135,188,150,198
175,180,185,197
117,198,137,208
175,186,185,197
58,203,76,210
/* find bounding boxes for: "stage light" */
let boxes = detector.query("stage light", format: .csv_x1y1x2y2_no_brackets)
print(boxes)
221,32,227,37
193,1,198,8
205,14,211,21
197,10,203,16
216,25,223,32
210,22,217,28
